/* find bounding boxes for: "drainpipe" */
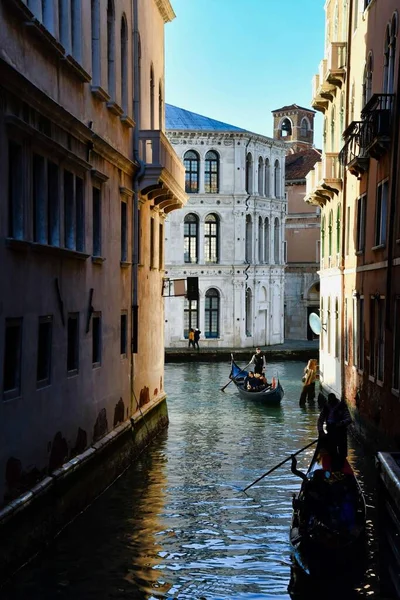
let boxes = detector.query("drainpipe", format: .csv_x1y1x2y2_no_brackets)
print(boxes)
131,0,146,403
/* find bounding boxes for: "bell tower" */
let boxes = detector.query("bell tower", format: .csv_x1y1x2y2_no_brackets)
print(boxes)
272,104,316,154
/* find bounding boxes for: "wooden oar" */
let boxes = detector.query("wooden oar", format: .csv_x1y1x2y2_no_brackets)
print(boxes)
220,362,251,392
242,438,318,492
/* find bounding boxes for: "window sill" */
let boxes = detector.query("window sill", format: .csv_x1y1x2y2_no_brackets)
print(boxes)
25,18,65,57
36,380,51,390
120,114,135,128
120,261,131,268
396,239,400,245
61,54,91,83
67,369,79,378
3,390,21,402
92,256,105,265
355,250,364,256
120,353,127,360
92,362,101,370
376,379,384,387
107,101,124,117
91,86,111,103
391,388,399,398
6,238,90,261
372,244,385,251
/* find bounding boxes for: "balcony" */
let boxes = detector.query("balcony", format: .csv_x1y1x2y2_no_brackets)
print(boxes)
139,130,188,213
339,94,395,177
305,153,342,206
311,59,336,113
362,93,395,159
339,121,369,177
326,42,347,87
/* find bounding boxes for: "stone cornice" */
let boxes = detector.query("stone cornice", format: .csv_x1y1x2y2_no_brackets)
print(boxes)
167,130,287,151
155,0,176,23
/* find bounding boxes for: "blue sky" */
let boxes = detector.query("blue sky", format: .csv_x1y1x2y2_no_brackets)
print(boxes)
165,0,325,146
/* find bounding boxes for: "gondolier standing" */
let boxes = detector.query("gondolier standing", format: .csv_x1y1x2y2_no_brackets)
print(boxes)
250,347,266,375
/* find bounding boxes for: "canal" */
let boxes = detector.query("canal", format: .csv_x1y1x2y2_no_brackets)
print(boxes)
2,361,379,599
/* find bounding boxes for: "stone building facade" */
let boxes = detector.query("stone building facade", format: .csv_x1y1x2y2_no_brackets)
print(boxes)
164,105,287,349
308,0,400,448
273,105,321,340
0,0,186,545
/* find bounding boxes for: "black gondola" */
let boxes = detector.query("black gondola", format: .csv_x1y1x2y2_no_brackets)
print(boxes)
289,441,366,580
229,356,284,404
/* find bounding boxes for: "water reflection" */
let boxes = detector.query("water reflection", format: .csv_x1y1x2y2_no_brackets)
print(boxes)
1,361,378,599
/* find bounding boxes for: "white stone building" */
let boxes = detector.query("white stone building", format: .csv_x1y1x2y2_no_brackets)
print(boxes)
164,105,287,349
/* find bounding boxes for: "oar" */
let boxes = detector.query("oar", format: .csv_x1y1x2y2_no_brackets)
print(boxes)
220,362,251,392
242,438,318,492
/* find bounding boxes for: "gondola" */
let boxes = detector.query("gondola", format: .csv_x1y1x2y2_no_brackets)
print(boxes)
229,356,284,404
289,441,366,580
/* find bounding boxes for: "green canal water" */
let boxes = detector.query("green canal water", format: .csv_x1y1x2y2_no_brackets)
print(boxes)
2,361,379,599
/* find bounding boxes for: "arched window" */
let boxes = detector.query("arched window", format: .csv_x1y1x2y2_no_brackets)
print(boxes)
339,91,345,132
245,214,253,263
245,288,252,337
321,216,325,259
245,153,253,194
59,0,71,53
328,210,333,257
91,0,100,86
258,157,264,195
264,159,270,196
335,297,339,358
120,15,128,113
204,213,219,263
184,213,198,263
258,216,263,263
333,1,339,41
183,150,199,193
274,160,281,197
384,17,397,94
205,151,219,194
327,297,331,353
107,0,115,99
150,65,155,129
184,298,198,339
280,118,292,137
274,217,280,264
264,218,270,263
158,81,163,130
28,0,43,21
300,118,309,138
205,288,220,338
336,204,341,255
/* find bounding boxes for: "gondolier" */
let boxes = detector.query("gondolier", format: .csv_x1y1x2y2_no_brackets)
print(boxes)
250,347,266,375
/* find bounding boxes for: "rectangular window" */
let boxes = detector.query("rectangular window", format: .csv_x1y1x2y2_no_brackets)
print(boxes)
92,313,101,366
359,298,364,371
356,195,366,252
8,140,24,239
335,299,339,359
375,180,388,247
120,313,127,356
369,297,376,377
394,297,400,390
137,208,142,265
344,298,348,363
184,299,198,338
320,298,324,351
67,313,79,373
159,223,164,269
346,206,351,255
33,153,47,243
121,201,127,262
92,187,101,257
3,318,23,400
377,298,385,381
48,161,60,246
64,170,75,249
64,170,85,251
150,217,155,268
75,176,85,252
316,240,320,262
353,297,358,368
37,316,52,387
